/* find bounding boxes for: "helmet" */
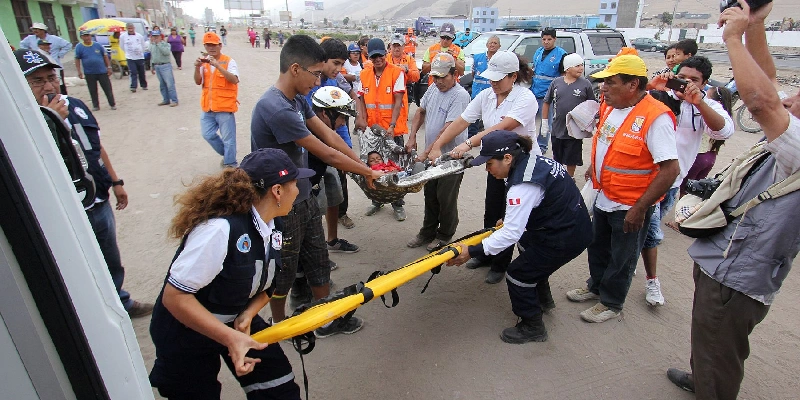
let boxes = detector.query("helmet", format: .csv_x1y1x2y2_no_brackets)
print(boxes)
347,43,360,53
311,86,357,118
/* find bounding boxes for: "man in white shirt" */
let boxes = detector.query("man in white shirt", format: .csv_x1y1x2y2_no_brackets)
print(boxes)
566,55,680,323
119,23,148,92
641,56,734,307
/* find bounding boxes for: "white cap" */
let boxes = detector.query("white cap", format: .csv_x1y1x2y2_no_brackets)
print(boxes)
32,22,48,31
563,53,584,70
479,51,519,82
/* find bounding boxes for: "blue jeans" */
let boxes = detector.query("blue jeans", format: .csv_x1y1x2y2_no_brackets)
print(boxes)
85,201,133,310
201,111,237,166
643,186,679,248
221,35,227,45
126,58,147,89
154,63,178,104
586,205,654,311
536,97,553,154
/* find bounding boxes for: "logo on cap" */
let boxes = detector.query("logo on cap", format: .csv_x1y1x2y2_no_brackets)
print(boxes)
278,169,288,177
23,51,43,65
330,89,342,99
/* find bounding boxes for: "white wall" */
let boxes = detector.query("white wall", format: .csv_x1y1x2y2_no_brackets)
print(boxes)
619,26,800,47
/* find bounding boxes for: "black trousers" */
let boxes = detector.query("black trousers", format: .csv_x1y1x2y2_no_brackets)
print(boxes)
172,51,183,68
85,73,116,108
479,173,513,272
337,169,349,216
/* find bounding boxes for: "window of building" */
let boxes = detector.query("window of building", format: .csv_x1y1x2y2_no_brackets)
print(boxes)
474,18,479,23
604,14,612,22
611,2,617,8
600,3,607,9
491,11,495,15
482,11,486,15
490,19,494,23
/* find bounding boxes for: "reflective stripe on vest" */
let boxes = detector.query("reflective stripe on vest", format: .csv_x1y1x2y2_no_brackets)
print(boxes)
603,166,654,175
365,104,394,109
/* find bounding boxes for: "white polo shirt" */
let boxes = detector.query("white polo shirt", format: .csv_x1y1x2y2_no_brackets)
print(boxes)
461,84,541,155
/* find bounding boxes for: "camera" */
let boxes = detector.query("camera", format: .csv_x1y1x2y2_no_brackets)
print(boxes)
686,178,721,200
720,0,773,13
666,78,688,93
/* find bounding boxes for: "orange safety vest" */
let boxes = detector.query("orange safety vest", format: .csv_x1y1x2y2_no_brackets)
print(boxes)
201,53,239,113
361,63,408,135
404,34,417,55
426,43,462,85
590,94,676,206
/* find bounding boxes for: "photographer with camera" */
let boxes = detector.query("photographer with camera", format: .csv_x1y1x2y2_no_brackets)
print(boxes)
666,1,800,397
640,56,734,307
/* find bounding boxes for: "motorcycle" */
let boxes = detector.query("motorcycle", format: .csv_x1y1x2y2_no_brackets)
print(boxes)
709,77,763,134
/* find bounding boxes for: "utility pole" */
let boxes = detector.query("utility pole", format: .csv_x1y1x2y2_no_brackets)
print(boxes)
634,0,646,29
286,0,290,28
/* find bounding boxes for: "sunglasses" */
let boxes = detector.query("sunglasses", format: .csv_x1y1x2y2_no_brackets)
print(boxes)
440,36,453,40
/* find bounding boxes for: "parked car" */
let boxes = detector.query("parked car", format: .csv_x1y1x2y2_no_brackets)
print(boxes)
631,37,668,52
413,27,629,103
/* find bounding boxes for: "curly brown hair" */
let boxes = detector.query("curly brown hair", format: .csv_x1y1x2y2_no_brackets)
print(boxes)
169,168,266,239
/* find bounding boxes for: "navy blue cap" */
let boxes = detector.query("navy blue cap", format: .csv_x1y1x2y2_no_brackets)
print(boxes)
470,130,523,166
240,148,315,189
348,43,360,52
367,38,386,57
14,48,60,76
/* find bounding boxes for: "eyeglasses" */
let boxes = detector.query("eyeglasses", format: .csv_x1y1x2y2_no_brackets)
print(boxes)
299,65,323,79
27,75,60,88
440,36,453,40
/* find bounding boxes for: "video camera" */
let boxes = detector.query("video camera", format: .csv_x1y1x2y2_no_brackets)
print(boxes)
720,0,772,13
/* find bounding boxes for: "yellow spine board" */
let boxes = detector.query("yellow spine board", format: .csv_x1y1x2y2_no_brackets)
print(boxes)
251,229,495,344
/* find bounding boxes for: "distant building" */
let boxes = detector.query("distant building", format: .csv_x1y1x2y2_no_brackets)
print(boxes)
597,0,637,28
430,15,468,31
472,7,499,32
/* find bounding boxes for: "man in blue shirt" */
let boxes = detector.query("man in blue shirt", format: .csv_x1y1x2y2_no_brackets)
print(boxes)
531,28,566,154
454,28,476,48
20,22,71,94
74,30,116,111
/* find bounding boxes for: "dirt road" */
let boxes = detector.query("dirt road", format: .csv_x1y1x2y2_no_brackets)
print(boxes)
63,32,800,399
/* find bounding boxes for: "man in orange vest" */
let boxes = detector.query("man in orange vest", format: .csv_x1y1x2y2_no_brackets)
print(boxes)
565,55,679,323
404,27,417,57
388,34,419,140
194,32,240,167
421,23,465,86
358,37,408,221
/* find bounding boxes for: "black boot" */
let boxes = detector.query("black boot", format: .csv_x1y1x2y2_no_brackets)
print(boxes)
500,316,548,344
538,279,556,313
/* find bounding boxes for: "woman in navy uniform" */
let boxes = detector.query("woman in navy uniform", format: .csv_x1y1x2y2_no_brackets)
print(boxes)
149,148,314,399
448,131,593,344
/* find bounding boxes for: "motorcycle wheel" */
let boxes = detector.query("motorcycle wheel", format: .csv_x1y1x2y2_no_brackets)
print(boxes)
736,105,763,133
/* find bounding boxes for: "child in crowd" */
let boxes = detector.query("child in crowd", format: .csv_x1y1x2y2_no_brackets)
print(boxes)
367,151,403,172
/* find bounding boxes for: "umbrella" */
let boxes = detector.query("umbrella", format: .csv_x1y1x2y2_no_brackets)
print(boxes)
79,18,126,36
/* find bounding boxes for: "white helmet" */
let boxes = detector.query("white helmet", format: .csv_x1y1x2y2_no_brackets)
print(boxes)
311,86,357,118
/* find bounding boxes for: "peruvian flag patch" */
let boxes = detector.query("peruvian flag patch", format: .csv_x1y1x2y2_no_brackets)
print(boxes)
279,170,289,177
508,198,521,206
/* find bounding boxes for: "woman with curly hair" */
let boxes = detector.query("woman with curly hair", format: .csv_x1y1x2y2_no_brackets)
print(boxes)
149,148,313,399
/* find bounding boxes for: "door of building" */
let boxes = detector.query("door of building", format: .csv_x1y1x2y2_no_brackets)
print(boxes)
62,5,78,44
39,2,58,35
11,0,32,41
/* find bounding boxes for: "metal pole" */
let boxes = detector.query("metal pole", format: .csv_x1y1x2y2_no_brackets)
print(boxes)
635,0,645,29
286,0,290,28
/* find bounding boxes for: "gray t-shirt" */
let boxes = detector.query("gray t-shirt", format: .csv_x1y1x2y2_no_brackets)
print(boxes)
420,83,471,153
251,86,316,204
543,77,594,139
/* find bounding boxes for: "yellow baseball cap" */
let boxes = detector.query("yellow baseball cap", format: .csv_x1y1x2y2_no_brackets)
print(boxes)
591,54,647,79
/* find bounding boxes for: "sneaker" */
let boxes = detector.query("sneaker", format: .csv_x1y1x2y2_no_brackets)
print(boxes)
130,88,136,92
329,260,338,271
485,270,505,284
157,101,170,106
666,368,695,393
393,206,406,221
127,300,154,318
314,316,364,338
110,106,117,110
338,214,355,229
566,288,600,302
142,87,148,90
328,238,359,253
91,106,100,111
170,102,179,107
464,258,487,269
580,302,620,323
407,235,432,248
645,278,665,306
426,239,448,252
365,203,383,216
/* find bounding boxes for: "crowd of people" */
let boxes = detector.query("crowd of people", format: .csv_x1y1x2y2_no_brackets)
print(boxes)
14,1,800,397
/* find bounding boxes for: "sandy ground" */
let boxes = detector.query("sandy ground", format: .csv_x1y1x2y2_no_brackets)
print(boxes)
61,32,800,399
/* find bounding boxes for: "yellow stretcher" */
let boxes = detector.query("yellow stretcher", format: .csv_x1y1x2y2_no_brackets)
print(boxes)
251,227,497,344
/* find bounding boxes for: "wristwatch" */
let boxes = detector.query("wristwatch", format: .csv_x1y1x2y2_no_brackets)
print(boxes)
112,179,124,187
388,122,396,128
465,138,473,149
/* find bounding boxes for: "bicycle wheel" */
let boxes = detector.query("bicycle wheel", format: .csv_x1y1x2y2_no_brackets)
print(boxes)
736,105,763,133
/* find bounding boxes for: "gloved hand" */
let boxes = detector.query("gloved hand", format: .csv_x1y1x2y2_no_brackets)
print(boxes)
541,120,550,136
